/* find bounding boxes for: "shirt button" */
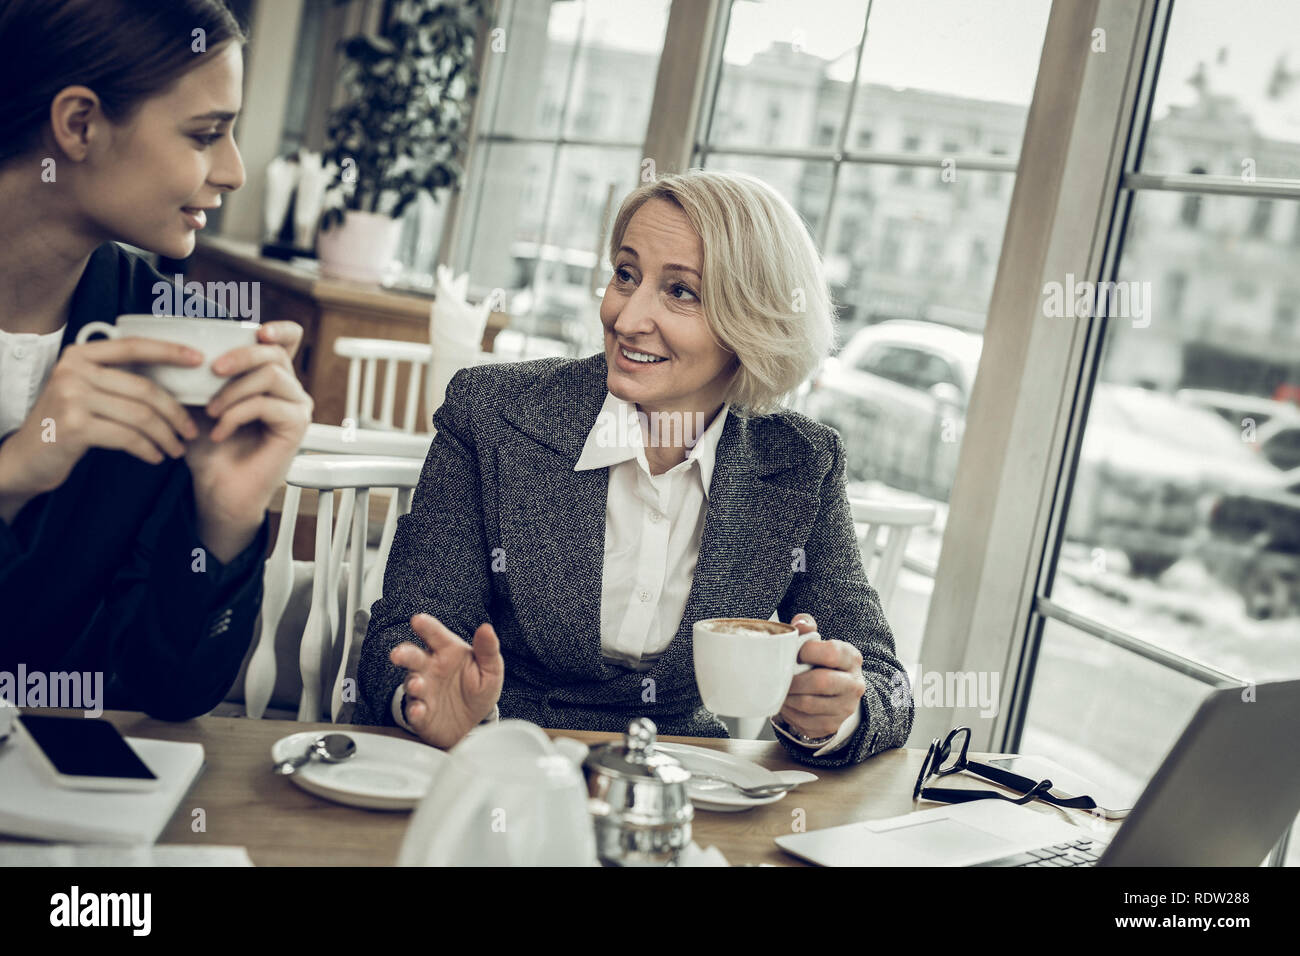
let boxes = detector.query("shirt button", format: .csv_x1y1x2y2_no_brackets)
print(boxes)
638,589,651,602
649,511,662,523
12,346,27,359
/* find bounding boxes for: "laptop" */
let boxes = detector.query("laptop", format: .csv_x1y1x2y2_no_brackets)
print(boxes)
776,678,1300,866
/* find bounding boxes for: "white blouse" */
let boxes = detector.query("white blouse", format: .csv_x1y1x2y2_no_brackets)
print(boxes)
573,389,730,669
0,324,65,439
394,390,859,754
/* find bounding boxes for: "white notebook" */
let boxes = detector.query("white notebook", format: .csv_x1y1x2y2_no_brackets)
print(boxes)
0,735,204,845
0,845,252,866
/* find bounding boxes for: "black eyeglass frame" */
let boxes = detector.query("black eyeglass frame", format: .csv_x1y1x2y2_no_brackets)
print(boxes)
912,727,1099,811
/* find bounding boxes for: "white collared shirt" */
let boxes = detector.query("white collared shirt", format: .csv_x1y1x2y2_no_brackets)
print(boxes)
394,389,859,755
572,390,729,668
0,324,65,438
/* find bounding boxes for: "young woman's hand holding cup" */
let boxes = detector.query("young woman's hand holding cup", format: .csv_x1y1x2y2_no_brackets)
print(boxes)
0,321,311,566
0,335,204,523
182,321,312,562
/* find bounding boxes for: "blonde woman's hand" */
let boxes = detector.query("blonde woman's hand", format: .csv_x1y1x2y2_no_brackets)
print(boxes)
390,614,505,750
777,613,867,739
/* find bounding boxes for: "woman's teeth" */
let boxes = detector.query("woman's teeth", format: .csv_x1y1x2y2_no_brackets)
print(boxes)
621,347,667,363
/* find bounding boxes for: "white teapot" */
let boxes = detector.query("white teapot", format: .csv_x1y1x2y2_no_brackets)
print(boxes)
397,720,597,867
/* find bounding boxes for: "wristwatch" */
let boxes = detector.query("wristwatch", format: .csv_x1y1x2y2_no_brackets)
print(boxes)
773,714,836,747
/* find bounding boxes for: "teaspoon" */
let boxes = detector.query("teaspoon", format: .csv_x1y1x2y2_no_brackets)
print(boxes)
275,733,357,776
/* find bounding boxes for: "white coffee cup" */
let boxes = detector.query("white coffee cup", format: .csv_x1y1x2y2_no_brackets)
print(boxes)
693,617,814,735
75,314,260,406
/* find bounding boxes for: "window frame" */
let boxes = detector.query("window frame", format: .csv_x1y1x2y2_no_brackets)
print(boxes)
919,0,1294,863
913,0,1163,753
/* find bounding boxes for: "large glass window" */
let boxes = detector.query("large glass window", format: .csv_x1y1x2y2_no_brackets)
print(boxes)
1023,0,1300,865
454,0,671,358
698,0,1051,668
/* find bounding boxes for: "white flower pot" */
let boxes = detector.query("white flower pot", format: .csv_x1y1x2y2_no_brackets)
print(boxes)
317,210,403,284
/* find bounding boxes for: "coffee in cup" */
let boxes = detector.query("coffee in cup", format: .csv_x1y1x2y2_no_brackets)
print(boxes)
75,314,260,406
693,617,814,735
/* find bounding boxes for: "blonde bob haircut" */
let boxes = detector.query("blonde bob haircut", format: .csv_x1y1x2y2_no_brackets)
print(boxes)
606,168,837,415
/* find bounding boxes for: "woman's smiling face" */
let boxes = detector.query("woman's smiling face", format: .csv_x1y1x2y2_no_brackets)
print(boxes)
71,42,245,259
601,198,737,417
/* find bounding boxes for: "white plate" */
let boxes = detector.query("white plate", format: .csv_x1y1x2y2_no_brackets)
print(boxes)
655,742,815,812
270,731,445,811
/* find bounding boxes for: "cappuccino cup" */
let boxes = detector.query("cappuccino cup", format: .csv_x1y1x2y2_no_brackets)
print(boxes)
75,314,260,406
693,617,814,734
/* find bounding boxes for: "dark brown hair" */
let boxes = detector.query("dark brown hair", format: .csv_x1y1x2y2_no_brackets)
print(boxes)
0,0,246,165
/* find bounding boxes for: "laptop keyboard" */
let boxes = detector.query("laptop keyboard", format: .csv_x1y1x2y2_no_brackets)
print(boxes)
976,838,1104,867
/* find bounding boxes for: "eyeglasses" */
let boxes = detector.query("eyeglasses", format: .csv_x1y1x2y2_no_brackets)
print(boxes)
913,727,1099,811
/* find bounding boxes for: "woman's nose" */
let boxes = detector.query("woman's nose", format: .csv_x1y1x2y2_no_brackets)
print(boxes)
212,140,246,193
613,283,660,335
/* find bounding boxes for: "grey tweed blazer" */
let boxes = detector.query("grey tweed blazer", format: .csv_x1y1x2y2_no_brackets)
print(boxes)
353,350,915,768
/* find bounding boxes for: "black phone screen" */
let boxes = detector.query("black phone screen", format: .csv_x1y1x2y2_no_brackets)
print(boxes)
19,715,157,780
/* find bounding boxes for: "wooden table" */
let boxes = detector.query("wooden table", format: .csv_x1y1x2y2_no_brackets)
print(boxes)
20,711,1119,867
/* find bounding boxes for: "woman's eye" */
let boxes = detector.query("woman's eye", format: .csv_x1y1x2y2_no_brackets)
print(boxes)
614,266,634,284
191,132,222,147
671,282,699,302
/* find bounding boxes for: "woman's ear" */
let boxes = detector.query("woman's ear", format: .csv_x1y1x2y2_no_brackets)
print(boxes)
48,85,103,163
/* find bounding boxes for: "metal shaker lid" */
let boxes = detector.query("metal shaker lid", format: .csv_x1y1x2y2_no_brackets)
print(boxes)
585,717,691,785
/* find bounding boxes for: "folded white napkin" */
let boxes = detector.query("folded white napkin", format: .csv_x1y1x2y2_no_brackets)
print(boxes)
293,150,328,250
431,264,490,347
263,155,301,240
676,841,730,866
428,265,496,414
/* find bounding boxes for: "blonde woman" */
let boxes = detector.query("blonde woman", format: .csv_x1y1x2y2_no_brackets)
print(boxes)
355,169,913,767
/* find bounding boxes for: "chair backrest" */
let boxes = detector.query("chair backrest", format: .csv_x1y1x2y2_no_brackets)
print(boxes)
848,497,937,616
245,454,422,723
336,336,433,433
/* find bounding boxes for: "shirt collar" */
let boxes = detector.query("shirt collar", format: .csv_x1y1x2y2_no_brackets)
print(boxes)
574,391,731,496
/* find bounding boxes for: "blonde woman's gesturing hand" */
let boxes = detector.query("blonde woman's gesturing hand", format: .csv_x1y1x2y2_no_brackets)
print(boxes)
390,614,505,750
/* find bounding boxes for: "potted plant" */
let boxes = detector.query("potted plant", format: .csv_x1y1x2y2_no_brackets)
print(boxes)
317,0,488,283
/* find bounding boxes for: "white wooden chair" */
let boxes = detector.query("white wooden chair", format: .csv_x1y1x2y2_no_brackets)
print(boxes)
848,497,937,616
244,454,422,722
336,334,505,439
336,336,434,434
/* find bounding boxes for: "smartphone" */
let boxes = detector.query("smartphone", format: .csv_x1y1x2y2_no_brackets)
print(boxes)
16,714,160,791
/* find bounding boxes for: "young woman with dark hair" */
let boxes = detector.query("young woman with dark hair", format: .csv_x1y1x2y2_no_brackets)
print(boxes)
0,0,313,719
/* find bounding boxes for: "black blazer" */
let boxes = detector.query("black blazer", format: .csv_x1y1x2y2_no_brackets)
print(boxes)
355,351,915,768
0,243,269,719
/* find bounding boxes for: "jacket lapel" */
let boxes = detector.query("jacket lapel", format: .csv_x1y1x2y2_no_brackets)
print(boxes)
498,354,612,679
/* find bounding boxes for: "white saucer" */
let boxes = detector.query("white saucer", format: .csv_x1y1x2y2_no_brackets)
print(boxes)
270,731,445,811
655,742,816,812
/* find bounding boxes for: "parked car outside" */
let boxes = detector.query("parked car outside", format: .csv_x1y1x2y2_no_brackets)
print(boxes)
1174,388,1298,430
1201,466,1300,619
805,324,1285,584
1254,417,1300,473
1176,387,1300,472
804,320,981,500
1066,385,1282,578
